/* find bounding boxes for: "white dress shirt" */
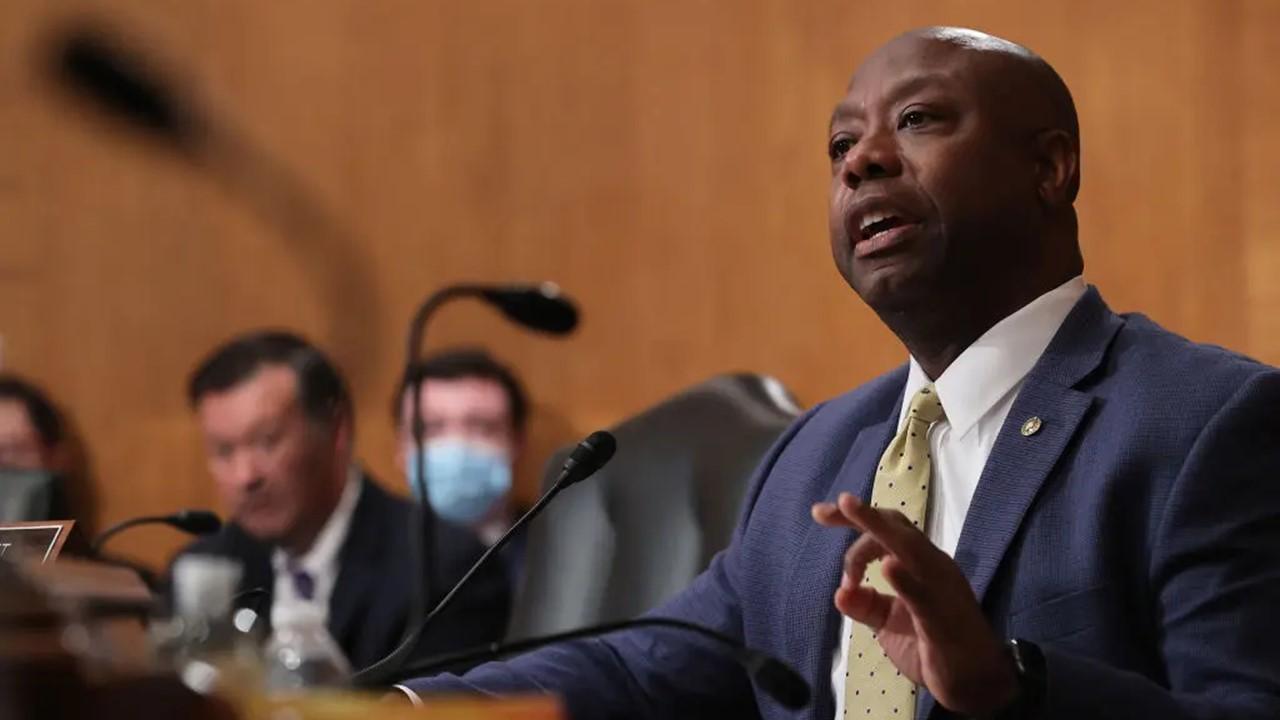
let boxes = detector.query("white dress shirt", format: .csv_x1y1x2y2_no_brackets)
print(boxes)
830,276,1087,718
270,466,362,630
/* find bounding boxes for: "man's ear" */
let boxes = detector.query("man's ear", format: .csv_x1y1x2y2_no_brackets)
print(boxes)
43,442,70,475
1034,128,1080,207
511,430,526,462
329,407,354,459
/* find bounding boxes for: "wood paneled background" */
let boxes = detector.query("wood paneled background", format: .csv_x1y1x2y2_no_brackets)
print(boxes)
2,1,1278,568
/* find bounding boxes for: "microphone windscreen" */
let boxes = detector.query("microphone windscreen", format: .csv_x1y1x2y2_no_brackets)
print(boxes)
51,26,196,144
168,510,223,535
561,430,616,485
482,284,578,335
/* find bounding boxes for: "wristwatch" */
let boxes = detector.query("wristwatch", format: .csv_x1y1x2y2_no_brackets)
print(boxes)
987,638,1047,720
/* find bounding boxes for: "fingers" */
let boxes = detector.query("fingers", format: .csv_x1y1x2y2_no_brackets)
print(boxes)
841,534,928,605
843,530,888,587
812,493,893,528
880,555,933,610
838,536,946,637
816,493,934,574
812,500,854,528
836,492,936,572
819,492,953,618
835,581,893,630
836,532,893,631
826,493,951,614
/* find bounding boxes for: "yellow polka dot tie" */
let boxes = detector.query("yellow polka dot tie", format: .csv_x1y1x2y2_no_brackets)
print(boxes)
842,385,945,718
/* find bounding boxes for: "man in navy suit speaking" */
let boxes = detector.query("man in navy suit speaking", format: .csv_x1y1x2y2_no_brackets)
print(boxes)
400,27,1280,719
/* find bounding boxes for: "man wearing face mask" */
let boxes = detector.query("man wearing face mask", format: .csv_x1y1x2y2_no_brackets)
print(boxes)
393,348,527,593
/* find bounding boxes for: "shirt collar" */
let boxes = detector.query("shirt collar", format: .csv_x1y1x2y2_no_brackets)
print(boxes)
273,465,362,576
900,276,1087,438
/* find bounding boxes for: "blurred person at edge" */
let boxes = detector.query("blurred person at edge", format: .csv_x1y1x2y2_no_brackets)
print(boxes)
0,374,95,552
0,375,64,472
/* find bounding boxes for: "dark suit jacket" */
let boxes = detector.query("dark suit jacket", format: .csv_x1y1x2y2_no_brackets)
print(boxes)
406,287,1280,719
175,474,511,670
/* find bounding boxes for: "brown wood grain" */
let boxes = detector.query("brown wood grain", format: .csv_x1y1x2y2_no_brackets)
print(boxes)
1,1,1276,569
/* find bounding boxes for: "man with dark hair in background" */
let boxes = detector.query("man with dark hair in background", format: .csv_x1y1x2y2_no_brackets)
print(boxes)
174,330,510,669
393,348,529,593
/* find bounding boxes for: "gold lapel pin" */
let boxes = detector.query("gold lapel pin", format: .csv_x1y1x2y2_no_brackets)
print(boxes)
1021,416,1043,437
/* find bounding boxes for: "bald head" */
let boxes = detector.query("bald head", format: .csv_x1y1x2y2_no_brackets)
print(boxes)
857,27,1080,198
875,27,1075,196
827,27,1084,343
911,27,1078,191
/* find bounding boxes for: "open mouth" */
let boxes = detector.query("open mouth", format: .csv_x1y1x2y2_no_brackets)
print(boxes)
860,212,908,240
851,208,920,259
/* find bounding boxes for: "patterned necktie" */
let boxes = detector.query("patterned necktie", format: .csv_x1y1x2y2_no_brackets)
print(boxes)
287,559,316,601
842,385,945,718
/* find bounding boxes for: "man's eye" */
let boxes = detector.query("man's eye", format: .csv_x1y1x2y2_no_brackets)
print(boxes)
828,136,854,161
467,418,507,438
899,110,931,129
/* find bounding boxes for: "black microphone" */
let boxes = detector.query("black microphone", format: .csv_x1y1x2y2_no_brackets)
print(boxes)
50,26,201,150
480,284,579,336
45,22,390,384
393,616,811,710
351,430,615,687
405,284,579,360
91,510,223,555
558,429,615,481
166,509,223,535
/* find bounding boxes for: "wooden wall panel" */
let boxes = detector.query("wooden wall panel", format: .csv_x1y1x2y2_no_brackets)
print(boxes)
1,0,1277,567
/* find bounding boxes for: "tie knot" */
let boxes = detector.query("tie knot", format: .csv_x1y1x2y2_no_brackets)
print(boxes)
907,385,945,425
291,568,315,601
286,558,316,601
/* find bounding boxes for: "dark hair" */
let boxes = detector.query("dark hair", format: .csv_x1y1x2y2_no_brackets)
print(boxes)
0,375,64,448
187,330,352,426
394,347,528,434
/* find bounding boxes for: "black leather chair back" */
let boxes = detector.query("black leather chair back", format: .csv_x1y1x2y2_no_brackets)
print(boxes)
506,373,801,640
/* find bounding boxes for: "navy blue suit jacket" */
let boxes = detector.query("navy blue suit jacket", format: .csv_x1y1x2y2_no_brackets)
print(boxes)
406,288,1280,719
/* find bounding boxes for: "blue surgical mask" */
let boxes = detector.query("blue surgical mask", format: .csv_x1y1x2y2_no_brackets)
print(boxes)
406,439,512,525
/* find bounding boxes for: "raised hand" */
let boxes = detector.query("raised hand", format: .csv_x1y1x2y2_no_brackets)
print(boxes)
812,492,1017,715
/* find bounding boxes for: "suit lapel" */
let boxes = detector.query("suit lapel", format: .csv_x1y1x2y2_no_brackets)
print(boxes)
919,287,1123,719
328,476,381,652
784,384,903,720
953,287,1121,603
950,382,1092,602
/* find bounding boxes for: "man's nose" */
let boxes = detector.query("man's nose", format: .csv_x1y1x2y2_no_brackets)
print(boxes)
841,127,903,190
228,450,264,491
